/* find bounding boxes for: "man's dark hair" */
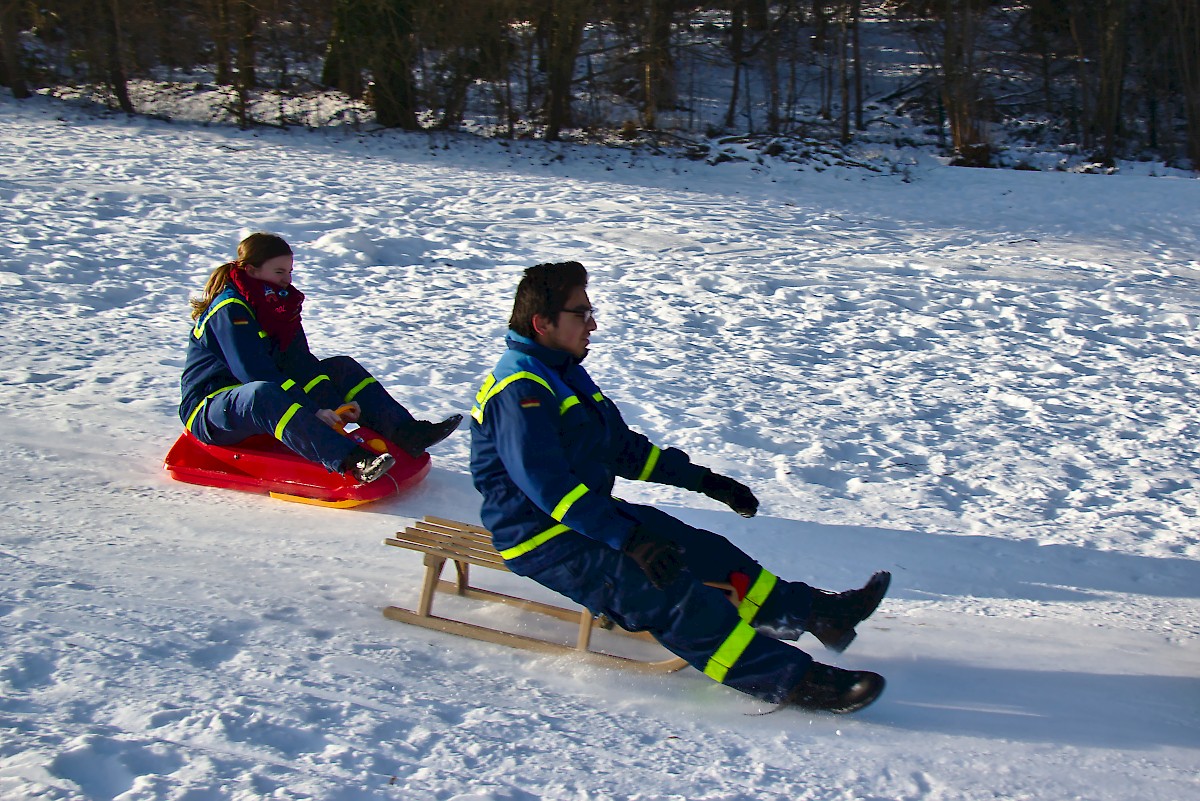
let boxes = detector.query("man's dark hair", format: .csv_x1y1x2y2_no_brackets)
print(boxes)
508,261,588,338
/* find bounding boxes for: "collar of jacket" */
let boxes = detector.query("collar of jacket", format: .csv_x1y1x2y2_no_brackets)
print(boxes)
505,330,585,372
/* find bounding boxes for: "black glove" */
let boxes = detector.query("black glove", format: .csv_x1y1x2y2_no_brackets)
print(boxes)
623,526,685,589
700,470,759,518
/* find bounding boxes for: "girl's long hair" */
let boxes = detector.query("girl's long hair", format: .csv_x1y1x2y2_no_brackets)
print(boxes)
189,233,292,320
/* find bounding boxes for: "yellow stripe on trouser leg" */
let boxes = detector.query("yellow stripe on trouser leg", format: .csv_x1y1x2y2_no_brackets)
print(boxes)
185,384,241,431
274,403,303,440
304,375,330,393
703,621,758,683
737,569,778,623
344,377,377,403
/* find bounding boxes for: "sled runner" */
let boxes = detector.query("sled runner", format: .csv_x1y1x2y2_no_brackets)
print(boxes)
163,422,430,508
383,516,692,673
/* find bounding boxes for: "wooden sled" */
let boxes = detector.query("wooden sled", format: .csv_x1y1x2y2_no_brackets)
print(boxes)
383,516,691,673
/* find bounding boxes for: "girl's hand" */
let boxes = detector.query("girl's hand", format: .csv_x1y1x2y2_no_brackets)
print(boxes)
335,402,362,422
316,408,344,429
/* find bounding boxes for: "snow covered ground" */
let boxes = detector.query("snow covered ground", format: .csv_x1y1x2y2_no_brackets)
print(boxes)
1,94,1197,800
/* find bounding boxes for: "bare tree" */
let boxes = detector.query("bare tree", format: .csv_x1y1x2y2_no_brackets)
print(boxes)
539,0,589,139
640,0,674,130
369,0,420,128
323,0,368,98
1170,0,1200,167
1068,0,1129,164
0,0,31,98
94,0,134,113
898,0,993,166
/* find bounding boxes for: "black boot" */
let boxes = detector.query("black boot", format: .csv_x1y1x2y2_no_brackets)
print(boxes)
341,446,396,484
785,662,885,714
753,571,890,651
396,414,463,458
806,571,891,653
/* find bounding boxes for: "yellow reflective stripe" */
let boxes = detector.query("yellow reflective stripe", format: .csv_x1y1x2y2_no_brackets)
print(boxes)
737,569,778,623
551,483,589,521
184,384,241,431
344,376,376,403
281,379,297,391
472,371,554,422
257,330,267,339
303,375,330,393
498,524,570,560
474,373,496,404
471,374,495,423
193,297,254,338
703,622,758,683
274,403,303,440
592,391,604,402
559,395,580,415
636,445,661,482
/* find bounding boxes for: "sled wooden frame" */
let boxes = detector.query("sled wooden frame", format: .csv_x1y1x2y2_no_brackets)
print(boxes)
383,516,689,673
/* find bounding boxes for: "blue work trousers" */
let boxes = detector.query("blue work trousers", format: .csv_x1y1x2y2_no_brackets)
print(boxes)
526,503,816,704
284,355,419,444
190,382,358,472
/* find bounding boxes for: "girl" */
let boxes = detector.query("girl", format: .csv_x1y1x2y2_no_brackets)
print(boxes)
180,233,461,484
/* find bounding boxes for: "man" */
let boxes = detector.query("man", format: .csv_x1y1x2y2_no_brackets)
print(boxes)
469,261,890,713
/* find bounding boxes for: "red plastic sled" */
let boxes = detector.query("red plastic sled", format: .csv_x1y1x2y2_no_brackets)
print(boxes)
164,425,430,509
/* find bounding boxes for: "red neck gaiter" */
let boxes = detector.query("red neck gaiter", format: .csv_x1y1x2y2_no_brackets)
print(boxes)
229,269,305,350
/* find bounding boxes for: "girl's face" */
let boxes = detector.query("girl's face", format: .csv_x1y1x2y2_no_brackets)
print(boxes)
245,254,294,288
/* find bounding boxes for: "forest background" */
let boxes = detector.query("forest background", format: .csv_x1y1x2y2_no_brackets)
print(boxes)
1,1,1198,172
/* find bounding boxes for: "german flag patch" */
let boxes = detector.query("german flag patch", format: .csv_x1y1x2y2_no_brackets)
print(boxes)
519,397,542,409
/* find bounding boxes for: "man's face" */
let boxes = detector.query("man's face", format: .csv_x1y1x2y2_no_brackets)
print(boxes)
534,286,597,359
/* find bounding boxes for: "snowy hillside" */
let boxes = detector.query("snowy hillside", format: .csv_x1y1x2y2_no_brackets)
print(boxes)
0,94,1197,800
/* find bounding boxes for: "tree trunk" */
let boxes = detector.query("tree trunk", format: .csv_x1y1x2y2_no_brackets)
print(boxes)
1069,0,1129,163
96,0,134,113
212,0,233,86
839,1,850,143
542,0,588,141
852,0,864,130
723,2,745,129
0,0,31,99
940,0,990,166
1171,0,1200,168
236,0,258,89
641,0,674,130
322,0,366,98
370,0,419,129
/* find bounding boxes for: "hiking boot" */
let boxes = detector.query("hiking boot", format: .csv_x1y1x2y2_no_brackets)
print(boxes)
342,446,396,484
806,571,891,653
785,662,885,714
398,414,463,457
753,571,890,652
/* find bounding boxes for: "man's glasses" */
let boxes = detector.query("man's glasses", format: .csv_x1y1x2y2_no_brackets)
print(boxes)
562,305,597,323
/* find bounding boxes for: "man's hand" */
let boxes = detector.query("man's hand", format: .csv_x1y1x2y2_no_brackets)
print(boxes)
623,526,685,589
701,471,760,517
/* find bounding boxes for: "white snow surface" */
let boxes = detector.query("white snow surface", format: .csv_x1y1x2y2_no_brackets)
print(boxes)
1,95,1198,800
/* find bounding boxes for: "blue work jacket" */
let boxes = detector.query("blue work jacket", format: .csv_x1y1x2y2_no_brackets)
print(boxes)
179,285,324,430
469,332,709,575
